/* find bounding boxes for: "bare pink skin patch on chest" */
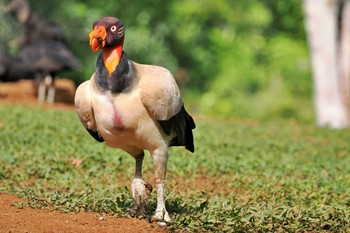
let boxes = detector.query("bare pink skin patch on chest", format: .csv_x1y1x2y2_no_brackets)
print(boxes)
111,104,124,129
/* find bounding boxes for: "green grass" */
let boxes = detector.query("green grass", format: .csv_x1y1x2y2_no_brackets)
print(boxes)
0,104,350,232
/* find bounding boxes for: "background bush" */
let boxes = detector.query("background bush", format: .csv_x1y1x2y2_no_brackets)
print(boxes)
0,0,312,121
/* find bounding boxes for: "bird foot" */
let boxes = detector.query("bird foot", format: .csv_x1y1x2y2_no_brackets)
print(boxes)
131,178,152,212
151,209,171,223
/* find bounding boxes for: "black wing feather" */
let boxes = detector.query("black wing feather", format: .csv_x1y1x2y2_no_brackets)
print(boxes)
86,129,104,142
158,106,196,152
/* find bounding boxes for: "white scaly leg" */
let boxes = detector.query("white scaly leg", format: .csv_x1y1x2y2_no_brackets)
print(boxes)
47,76,55,104
37,74,46,103
151,148,171,222
131,152,152,212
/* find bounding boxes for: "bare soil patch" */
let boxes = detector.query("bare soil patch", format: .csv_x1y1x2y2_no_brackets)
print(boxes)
0,194,164,233
0,79,76,110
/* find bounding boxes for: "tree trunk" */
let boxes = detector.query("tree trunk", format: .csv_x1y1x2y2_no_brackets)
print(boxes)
303,0,349,128
339,0,350,125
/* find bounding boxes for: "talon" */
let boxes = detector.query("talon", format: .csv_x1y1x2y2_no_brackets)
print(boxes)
151,210,171,223
145,182,153,193
131,178,151,212
126,208,137,216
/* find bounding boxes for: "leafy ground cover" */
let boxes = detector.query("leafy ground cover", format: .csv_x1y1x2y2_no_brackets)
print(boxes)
0,104,349,232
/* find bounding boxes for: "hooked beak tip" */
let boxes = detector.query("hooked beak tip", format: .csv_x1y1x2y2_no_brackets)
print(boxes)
89,37,102,52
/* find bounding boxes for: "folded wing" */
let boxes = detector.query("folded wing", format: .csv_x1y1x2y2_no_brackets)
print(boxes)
74,76,104,142
138,63,195,152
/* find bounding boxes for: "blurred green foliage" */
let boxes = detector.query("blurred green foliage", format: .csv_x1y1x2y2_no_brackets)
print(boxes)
0,0,311,121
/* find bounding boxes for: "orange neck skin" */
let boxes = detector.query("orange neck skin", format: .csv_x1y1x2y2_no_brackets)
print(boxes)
102,39,124,76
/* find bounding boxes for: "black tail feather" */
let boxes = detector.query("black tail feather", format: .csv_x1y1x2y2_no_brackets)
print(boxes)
158,105,196,153
184,108,195,152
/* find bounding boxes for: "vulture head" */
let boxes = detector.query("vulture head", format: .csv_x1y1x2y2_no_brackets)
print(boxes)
5,0,30,23
89,17,125,52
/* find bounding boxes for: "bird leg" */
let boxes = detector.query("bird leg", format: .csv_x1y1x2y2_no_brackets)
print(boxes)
46,75,55,104
37,75,46,103
131,152,152,213
151,149,171,222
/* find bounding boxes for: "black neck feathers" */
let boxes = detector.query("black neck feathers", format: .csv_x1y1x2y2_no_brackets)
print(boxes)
95,51,133,93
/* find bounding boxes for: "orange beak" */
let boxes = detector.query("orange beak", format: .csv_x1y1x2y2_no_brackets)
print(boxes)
89,26,107,52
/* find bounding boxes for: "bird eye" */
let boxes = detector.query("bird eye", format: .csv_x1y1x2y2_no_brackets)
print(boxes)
111,26,117,32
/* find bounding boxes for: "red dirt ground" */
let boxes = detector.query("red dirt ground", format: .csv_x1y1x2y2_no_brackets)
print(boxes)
0,79,77,109
0,80,166,233
0,194,164,233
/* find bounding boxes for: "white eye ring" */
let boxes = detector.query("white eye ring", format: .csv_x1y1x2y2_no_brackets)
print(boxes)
111,26,117,32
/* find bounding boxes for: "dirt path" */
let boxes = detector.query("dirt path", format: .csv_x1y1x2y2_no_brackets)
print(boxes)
0,194,165,233
0,80,168,232
0,79,77,109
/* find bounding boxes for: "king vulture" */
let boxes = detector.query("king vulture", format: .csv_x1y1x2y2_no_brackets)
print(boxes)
0,51,35,82
5,0,67,47
5,0,79,103
74,17,195,222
